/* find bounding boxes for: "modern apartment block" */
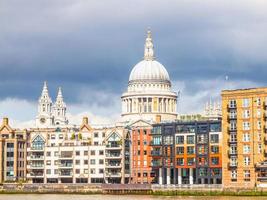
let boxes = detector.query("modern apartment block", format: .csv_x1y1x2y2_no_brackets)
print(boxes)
130,120,154,184
150,120,222,185
222,87,267,188
0,118,27,183
27,117,130,184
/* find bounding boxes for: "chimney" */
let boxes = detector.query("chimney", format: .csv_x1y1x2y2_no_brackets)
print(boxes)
3,117,9,125
83,117,89,125
155,115,161,123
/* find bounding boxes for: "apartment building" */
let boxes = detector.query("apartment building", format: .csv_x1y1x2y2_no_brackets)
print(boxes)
0,118,27,183
27,117,130,184
150,120,222,185
222,87,267,188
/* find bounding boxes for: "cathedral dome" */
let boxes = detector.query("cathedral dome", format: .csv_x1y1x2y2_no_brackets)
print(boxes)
129,60,170,83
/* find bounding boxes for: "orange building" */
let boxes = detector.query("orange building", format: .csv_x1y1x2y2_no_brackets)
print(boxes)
222,87,267,188
130,120,154,184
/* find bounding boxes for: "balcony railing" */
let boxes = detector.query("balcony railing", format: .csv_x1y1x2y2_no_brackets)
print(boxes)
30,164,44,169
59,163,73,168
105,172,121,177
106,154,122,158
30,155,44,160
228,162,238,167
151,151,161,156
228,150,237,156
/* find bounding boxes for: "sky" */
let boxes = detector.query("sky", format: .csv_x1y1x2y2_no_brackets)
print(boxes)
0,0,267,127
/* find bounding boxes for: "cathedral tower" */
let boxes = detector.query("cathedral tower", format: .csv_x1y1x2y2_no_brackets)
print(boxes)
36,81,54,127
53,87,68,126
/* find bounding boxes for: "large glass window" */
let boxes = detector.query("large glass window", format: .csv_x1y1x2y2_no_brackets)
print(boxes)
176,147,184,155
32,135,45,150
187,146,195,154
187,135,195,144
176,136,184,144
210,123,221,132
210,134,219,143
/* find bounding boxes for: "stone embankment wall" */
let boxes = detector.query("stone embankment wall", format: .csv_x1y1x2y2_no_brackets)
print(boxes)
0,184,267,195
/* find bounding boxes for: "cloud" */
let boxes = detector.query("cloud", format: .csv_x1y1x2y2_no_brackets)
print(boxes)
1,0,267,123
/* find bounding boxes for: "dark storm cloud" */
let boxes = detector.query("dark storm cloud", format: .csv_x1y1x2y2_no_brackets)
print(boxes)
1,0,267,103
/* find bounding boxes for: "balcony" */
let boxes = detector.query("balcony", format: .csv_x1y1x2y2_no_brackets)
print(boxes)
106,143,122,150
150,141,162,146
228,139,237,144
105,172,121,177
228,150,237,156
59,172,73,177
150,151,162,156
228,114,237,120
30,155,44,160
58,155,73,160
58,163,73,168
105,163,122,168
228,162,238,168
106,153,122,159
30,164,44,169
228,128,237,133
29,147,44,152
27,172,44,178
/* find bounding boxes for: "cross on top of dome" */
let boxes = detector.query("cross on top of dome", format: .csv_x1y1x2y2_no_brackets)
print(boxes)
144,29,155,61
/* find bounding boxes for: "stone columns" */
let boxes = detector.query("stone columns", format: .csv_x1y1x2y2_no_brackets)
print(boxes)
189,168,193,185
178,168,182,184
166,168,170,185
159,168,163,185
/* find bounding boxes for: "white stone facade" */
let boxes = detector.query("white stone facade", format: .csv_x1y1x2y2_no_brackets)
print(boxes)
36,82,68,128
121,30,178,123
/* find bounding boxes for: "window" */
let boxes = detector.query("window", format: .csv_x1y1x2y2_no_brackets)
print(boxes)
90,150,95,155
197,134,208,143
176,136,184,144
210,123,221,132
230,157,237,166
54,169,58,175
243,133,250,142
187,135,195,144
229,110,237,119
46,169,51,174
99,169,104,174
230,122,237,131
46,152,51,157
244,156,250,166
46,160,51,165
75,160,80,165
99,150,104,155
259,144,262,154
211,146,219,154
84,169,88,174
99,159,104,164
243,110,250,118
257,121,261,130
243,122,250,131
210,134,219,143
244,170,250,180
75,169,80,174
84,160,88,165
164,135,173,145
90,169,95,174
230,145,237,154
54,151,58,156
231,170,237,179
229,99,236,108
177,158,184,166
211,157,219,165
94,132,99,138
176,147,184,155
243,145,250,154
242,98,250,107
187,158,195,166
90,159,96,165
84,151,88,156
230,134,237,142
256,97,261,105
76,151,80,156
187,146,195,154
102,132,105,137
198,145,208,155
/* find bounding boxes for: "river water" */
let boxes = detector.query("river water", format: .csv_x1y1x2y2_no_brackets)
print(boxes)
0,195,266,200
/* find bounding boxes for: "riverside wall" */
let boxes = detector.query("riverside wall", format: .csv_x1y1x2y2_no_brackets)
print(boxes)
0,184,267,195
